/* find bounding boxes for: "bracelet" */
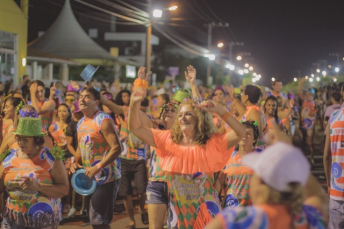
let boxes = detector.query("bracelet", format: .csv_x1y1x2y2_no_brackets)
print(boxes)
96,163,102,171
220,111,231,120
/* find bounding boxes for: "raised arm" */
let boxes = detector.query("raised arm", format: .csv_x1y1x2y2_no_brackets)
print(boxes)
128,88,156,148
229,85,246,117
30,82,55,115
185,65,201,101
278,99,294,120
199,100,245,150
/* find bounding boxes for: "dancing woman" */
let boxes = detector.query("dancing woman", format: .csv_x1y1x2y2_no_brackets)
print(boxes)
129,85,246,228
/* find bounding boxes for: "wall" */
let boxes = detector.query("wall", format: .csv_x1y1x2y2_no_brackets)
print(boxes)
0,0,28,84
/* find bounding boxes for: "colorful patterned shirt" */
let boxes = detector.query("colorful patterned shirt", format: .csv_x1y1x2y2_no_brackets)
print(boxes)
3,148,61,228
216,204,326,229
29,100,54,133
301,100,317,130
119,106,149,161
222,150,253,208
329,107,344,200
49,122,67,148
148,147,165,182
77,110,121,184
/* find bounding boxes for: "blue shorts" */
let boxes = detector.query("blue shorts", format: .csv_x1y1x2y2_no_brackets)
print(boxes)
146,181,168,205
85,179,121,225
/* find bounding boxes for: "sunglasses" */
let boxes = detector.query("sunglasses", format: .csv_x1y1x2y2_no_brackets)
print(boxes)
65,99,75,103
159,103,179,119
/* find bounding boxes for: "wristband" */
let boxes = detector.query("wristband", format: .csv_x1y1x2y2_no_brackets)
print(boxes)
96,163,102,171
220,111,231,120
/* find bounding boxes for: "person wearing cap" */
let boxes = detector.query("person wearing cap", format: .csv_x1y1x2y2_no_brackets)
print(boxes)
0,117,69,228
298,78,318,164
205,129,327,229
324,86,344,229
70,86,122,228
215,121,260,208
129,82,246,228
29,80,55,148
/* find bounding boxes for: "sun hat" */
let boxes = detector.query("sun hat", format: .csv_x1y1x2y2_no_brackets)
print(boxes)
71,169,97,196
242,142,310,192
172,90,190,103
80,64,99,82
12,117,46,137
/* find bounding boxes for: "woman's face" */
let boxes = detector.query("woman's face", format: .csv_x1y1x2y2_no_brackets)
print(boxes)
122,92,130,106
16,135,36,153
163,104,178,124
213,89,224,103
306,91,314,101
58,105,70,122
239,126,255,148
157,95,166,107
178,104,197,132
241,91,248,103
3,101,15,119
102,105,112,115
265,99,277,116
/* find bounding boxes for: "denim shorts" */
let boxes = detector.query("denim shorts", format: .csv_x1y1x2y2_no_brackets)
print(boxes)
146,181,168,205
329,198,344,229
85,179,121,225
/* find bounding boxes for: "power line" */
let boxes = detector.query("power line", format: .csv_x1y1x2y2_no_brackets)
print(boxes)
112,0,149,17
184,0,210,22
201,0,225,23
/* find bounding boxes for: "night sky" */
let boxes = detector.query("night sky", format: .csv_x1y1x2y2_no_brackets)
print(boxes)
23,0,344,85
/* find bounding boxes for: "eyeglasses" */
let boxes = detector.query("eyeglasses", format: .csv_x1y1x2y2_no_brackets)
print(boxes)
65,99,75,103
15,136,33,143
162,103,179,110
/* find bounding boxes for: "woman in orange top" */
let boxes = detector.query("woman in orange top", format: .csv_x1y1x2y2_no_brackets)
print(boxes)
129,83,246,228
0,117,69,228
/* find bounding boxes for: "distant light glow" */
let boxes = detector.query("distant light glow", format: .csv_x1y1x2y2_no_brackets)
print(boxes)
204,54,210,57
22,58,26,67
328,65,332,68
244,63,249,68
249,66,253,71
334,78,337,82
311,74,314,77
169,6,178,11
335,67,340,73
238,70,244,75
316,69,320,73
236,56,242,61
153,9,162,17
316,77,320,81
294,78,297,82
217,42,224,48
209,54,215,60
244,69,249,74
228,64,235,71
309,78,313,82
253,72,257,76
322,71,327,76
271,77,275,82
305,76,309,79
252,78,256,83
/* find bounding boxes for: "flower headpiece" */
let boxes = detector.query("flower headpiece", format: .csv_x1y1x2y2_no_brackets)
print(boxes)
240,120,258,127
132,78,148,91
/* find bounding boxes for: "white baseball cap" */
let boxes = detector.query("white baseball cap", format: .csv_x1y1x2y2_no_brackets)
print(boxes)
243,142,310,192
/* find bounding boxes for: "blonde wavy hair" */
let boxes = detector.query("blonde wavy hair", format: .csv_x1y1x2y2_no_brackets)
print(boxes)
260,182,304,229
171,99,217,145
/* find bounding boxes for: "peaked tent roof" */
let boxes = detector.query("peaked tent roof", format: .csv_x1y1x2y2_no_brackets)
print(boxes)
28,0,115,60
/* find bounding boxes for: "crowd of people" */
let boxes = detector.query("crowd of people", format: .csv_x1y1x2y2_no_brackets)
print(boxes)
0,64,341,229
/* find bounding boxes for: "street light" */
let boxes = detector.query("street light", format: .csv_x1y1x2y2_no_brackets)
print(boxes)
252,78,256,83
168,6,178,11
238,70,244,75
253,72,257,76
244,69,249,74
316,69,320,73
294,78,297,82
335,67,340,73
217,42,224,48
305,76,309,79
334,78,337,82
244,63,249,68
271,77,275,81
309,78,313,82
153,9,162,18
226,64,235,71
236,56,242,61
311,74,314,77
322,71,327,76
249,66,253,71
209,54,215,60
316,77,320,81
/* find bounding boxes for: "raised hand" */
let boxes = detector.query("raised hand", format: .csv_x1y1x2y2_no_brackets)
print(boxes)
300,77,306,84
137,66,151,81
30,82,38,95
229,85,236,99
50,83,57,97
185,65,196,84
70,80,80,91
198,100,226,116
